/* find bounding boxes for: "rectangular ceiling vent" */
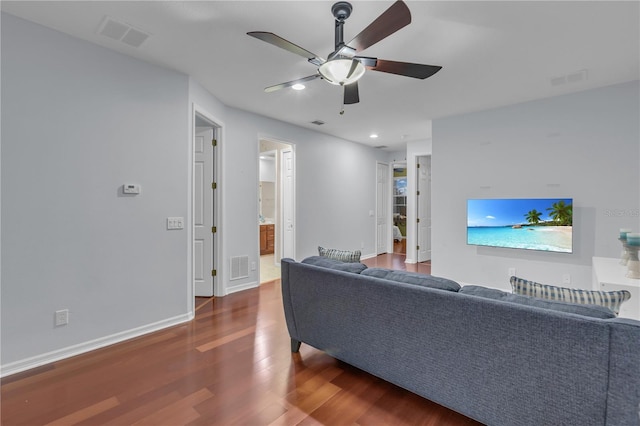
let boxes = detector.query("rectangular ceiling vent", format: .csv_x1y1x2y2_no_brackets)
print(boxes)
374,145,388,149
230,256,249,281
98,16,150,48
310,120,325,126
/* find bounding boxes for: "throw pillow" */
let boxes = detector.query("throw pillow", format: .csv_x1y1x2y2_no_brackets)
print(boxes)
301,256,368,274
318,246,361,263
361,268,461,292
510,276,631,315
461,285,616,319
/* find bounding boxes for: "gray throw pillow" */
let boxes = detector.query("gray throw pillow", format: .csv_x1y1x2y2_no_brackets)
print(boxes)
510,276,630,315
460,285,616,319
361,268,461,292
318,246,361,263
301,256,368,274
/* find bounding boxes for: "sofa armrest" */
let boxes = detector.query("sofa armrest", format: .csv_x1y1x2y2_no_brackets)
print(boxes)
280,258,300,350
606,318,640,425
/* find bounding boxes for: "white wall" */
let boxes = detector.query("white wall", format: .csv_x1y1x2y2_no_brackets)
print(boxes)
222,107,389,293
1,12,392,372
1,13,191,371
432,81,640,290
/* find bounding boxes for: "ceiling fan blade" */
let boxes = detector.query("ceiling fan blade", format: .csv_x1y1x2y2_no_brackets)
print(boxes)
345,1,411,53
344,81,359,105
264,74,321,93
367,59,442,79
247,31,324,65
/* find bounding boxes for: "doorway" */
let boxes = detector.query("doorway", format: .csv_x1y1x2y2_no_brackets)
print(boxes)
392,162,407,254
258,139,295,283
192,106,220,298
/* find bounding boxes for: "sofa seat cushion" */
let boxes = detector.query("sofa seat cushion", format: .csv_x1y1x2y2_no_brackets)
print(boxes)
461,285,616,319
301,256,368,274
361,268,461,292
318,246,362,263
510,276,631,315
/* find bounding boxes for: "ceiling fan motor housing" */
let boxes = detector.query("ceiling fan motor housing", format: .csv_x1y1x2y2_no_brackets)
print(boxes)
331,2,353,21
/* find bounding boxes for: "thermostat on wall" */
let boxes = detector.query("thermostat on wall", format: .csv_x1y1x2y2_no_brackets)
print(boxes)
123,183,141,194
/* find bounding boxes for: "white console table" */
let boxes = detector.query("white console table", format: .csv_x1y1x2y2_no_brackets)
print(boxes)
592,257,640,320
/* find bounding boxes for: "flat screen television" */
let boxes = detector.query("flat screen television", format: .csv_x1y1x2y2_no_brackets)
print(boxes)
467,198,573,253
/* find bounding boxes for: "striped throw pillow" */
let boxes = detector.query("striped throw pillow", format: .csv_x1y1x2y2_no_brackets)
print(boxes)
510,276,631,315
318,246,361,263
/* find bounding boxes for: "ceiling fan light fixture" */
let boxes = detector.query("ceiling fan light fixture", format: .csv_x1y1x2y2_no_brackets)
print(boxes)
319,59,365,85
291,83,306,90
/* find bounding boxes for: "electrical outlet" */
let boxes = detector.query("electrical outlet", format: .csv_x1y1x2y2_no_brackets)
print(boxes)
508,267,516,277
251,261,256,271
562,274,571,284
55,309,69,326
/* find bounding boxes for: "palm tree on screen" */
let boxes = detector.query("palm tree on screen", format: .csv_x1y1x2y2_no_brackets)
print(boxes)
525,209,542,224
547,201,572,226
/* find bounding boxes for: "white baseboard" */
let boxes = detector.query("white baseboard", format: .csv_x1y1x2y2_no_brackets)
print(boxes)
226,280,259,295
0,312,194,378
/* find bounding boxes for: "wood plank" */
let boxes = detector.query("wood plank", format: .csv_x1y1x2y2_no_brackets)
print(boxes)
1,254,481,426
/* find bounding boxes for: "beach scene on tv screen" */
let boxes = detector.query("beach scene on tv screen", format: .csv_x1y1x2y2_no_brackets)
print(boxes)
467,198,573,253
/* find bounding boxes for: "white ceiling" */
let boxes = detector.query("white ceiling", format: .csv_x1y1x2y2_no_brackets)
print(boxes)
2,1,638,151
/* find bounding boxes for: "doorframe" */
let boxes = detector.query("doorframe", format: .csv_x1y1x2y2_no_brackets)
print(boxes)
375,161,392,255
190,103,224,305
391,160,407,254
257,136,296,277
405,150,431,263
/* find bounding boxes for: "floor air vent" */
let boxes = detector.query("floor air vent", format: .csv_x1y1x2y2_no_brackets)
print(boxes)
230,256,249,280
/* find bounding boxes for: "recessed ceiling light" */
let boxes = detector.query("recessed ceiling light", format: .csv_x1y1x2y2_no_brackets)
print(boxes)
370,133,379,139
292,84,305,91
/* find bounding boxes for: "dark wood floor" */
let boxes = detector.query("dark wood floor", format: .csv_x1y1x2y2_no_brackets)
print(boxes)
1,254,480,425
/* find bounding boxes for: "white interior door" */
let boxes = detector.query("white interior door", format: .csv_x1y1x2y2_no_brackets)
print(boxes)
376,162,389,255
194,127,214,296
417,156,431,262
281,149,295,260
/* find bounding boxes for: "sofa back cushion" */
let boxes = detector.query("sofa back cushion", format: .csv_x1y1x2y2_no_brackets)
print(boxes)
361,268,461,292
301,256,368,274
461,285,616,319
510,276,630,315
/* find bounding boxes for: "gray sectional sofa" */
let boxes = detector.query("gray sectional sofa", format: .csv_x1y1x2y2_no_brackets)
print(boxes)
280,257,640,426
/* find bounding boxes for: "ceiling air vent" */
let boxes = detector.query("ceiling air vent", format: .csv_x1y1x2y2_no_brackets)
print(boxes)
374,145,388,149
310,120,325,126
97,16,150,48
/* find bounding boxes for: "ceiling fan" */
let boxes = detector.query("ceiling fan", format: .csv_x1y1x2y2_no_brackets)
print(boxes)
247,0,442,107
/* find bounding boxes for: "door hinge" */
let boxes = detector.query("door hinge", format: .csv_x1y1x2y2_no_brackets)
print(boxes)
212,138,217,146
211,226,217,233
417,163,420,168
417,190,420,196
417,218,420,223
416,245,420,250
211,182,217,190
211,269,217,277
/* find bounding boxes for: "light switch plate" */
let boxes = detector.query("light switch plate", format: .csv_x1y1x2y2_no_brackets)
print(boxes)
167,217,184,230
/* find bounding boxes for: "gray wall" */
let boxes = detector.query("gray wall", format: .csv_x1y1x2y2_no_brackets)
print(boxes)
1,13,191,367
221,107,386,293
1,13,389,372
432,81,640,290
